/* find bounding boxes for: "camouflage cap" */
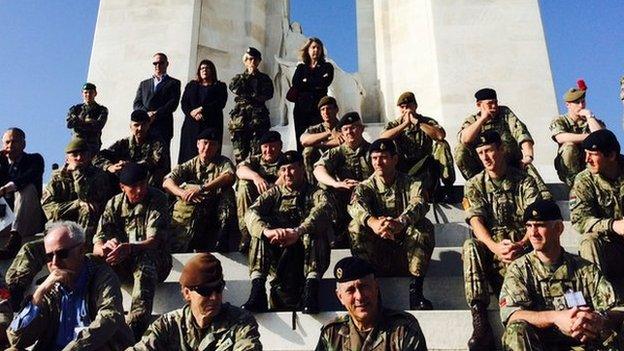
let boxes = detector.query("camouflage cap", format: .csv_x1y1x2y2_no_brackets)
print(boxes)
474,130,502,148
130,110,150,123
474,88,497,101
523,199,563,223
396,91,417,106
259,130,282,145
582,129,620,155
118,163,148,185
334,256,375,283
564,88,586,103
276,150,303,167
65,138,89,154
180,253,224,288
246,47,262,59
82,82,96,91
318,96,337,109
369,138,397,155
337,111,361,129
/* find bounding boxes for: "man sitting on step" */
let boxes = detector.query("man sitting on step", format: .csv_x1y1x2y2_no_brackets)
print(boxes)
130,253,262,350
501,200,623,350
462,130,545,350
315,256,427,351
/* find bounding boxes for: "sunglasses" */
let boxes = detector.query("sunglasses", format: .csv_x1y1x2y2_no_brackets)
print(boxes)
190,282,225,297
152,61,167,66
45,242,82,263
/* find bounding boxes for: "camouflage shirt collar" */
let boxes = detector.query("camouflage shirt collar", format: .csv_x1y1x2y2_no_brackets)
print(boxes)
120,188,152,217
527,249,573,282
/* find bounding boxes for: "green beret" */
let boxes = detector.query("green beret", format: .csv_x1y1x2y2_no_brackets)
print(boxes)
130,110,149,123
179,253,224,288
334,256,375,283
65,138,89,154
82,83,96,91
369,138,397,155
396,92,416,106
523,200,563,223
563,88,586,103
259,130,281,145
318,96,337,109
118,163,148,185
196,128,220,142
582,129,620,155
276,150,303,167
246,47,261,59
475,88,497,101
337,112,361,129
474,130,502,148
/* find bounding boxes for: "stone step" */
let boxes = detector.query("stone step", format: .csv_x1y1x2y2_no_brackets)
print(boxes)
434,182,569,202
427,200,571,223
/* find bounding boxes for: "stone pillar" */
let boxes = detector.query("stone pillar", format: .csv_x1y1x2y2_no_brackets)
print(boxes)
356,0,381,123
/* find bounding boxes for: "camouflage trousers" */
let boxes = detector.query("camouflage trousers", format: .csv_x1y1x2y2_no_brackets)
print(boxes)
502,319,620,351
402,140,455,199
579,233,624,298
236,180,260,248
349,218,435,277
6,238,45,309
170,188,237,252
555,143,585,187
302,146,322,186
328,188,352,240
228,104,270,163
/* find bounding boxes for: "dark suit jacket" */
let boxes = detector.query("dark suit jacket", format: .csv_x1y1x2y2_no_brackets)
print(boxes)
133,75,181,142
0,152,45,196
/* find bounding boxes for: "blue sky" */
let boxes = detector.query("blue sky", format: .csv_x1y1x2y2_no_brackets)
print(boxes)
1,1,623,177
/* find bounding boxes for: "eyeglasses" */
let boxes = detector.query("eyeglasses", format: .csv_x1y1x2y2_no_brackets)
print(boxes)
190,282,225,297
152,61,167,66
45,242,82,263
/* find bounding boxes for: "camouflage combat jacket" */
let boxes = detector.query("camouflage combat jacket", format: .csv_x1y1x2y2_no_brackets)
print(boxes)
239,154,280,184
314,141,373,183
384,115,440,163
66,102,108,145
167,155,235,190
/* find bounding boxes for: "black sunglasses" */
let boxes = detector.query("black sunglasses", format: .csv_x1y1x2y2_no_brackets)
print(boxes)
152,61,167,66
45,242,83,263
190,282,225,297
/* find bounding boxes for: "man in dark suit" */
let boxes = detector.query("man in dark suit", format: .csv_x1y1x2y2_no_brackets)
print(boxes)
133,52,181,170
0,128,45,258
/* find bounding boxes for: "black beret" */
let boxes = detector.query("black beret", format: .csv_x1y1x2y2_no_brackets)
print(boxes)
196,128,220,142
337,112,361,129
65,138,89,154
396,92,416,106
369,138,397,155
259,130,281,145
246,47,261,59
334,256,375,283
582,129,620,155
523,199,563,223
276,150,303,167
475,88,497,101
118,163,148,185
130,110,149,123
474,130,502,148
82,82,96,91
180,253,224,288
318,96,337,109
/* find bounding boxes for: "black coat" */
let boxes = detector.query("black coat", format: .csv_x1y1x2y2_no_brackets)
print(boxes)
0,152,44,197
133,75,181,142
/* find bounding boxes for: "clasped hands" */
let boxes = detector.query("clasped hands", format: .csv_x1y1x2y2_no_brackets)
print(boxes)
553,307,607,343
264,227,302,247
101,238,132,266
367,216,405,241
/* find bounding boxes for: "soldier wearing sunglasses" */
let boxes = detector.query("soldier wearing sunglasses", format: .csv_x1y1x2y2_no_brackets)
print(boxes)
130,253,262,350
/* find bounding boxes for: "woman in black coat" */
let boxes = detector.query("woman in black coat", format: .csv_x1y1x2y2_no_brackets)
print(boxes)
292,37,334,151
178,59,228,164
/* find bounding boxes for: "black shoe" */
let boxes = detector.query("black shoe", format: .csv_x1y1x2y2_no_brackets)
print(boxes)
409,276,433,310
214,228,230,253
467,302,495,351
330,234,349,249
241,278,268,313
0,232,21,260
301,279,320,314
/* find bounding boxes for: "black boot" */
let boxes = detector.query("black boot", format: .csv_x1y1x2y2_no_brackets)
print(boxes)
241,278,268,312
0,231,21,260
467,301,495,351
301,279,320,314
214,221,231,253
409,276,433,310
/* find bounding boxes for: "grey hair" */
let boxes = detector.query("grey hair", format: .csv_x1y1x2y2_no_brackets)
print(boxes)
45,221,86,244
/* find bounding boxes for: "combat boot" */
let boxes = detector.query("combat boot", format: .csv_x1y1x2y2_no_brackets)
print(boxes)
241,278,268,312
301,279,320,314
0,231,21,260
467,301,495,351
409,276,433,310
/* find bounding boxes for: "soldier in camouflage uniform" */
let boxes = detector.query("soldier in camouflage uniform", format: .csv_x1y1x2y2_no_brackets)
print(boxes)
455,88,551,200
243,150,332,314
300,96,342,184
550,81,605,186
7,221,133,350
236,130,283,253
94,109,166,188
380,92,455,201
570,129,624,297
228,47,274,163
93,163,172,340
462,131,544,350
130,253,262,350
66,83,108,154
314,111,373,249
348,138,434,310
315,256,428,351
163,128,237,253
501,200,622,351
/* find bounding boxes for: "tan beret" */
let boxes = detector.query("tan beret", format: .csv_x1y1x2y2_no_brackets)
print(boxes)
564,88,586,102
396,92,416,106
179,253,224,287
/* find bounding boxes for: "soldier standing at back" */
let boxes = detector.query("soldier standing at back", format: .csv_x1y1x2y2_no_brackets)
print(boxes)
229,47,274,163
462,131,543,350
550,80,604,186
348,138,435,310
66,83,108,154
380,92,455,201
571,129,624,296
455,88,551,200
314,111,373,249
